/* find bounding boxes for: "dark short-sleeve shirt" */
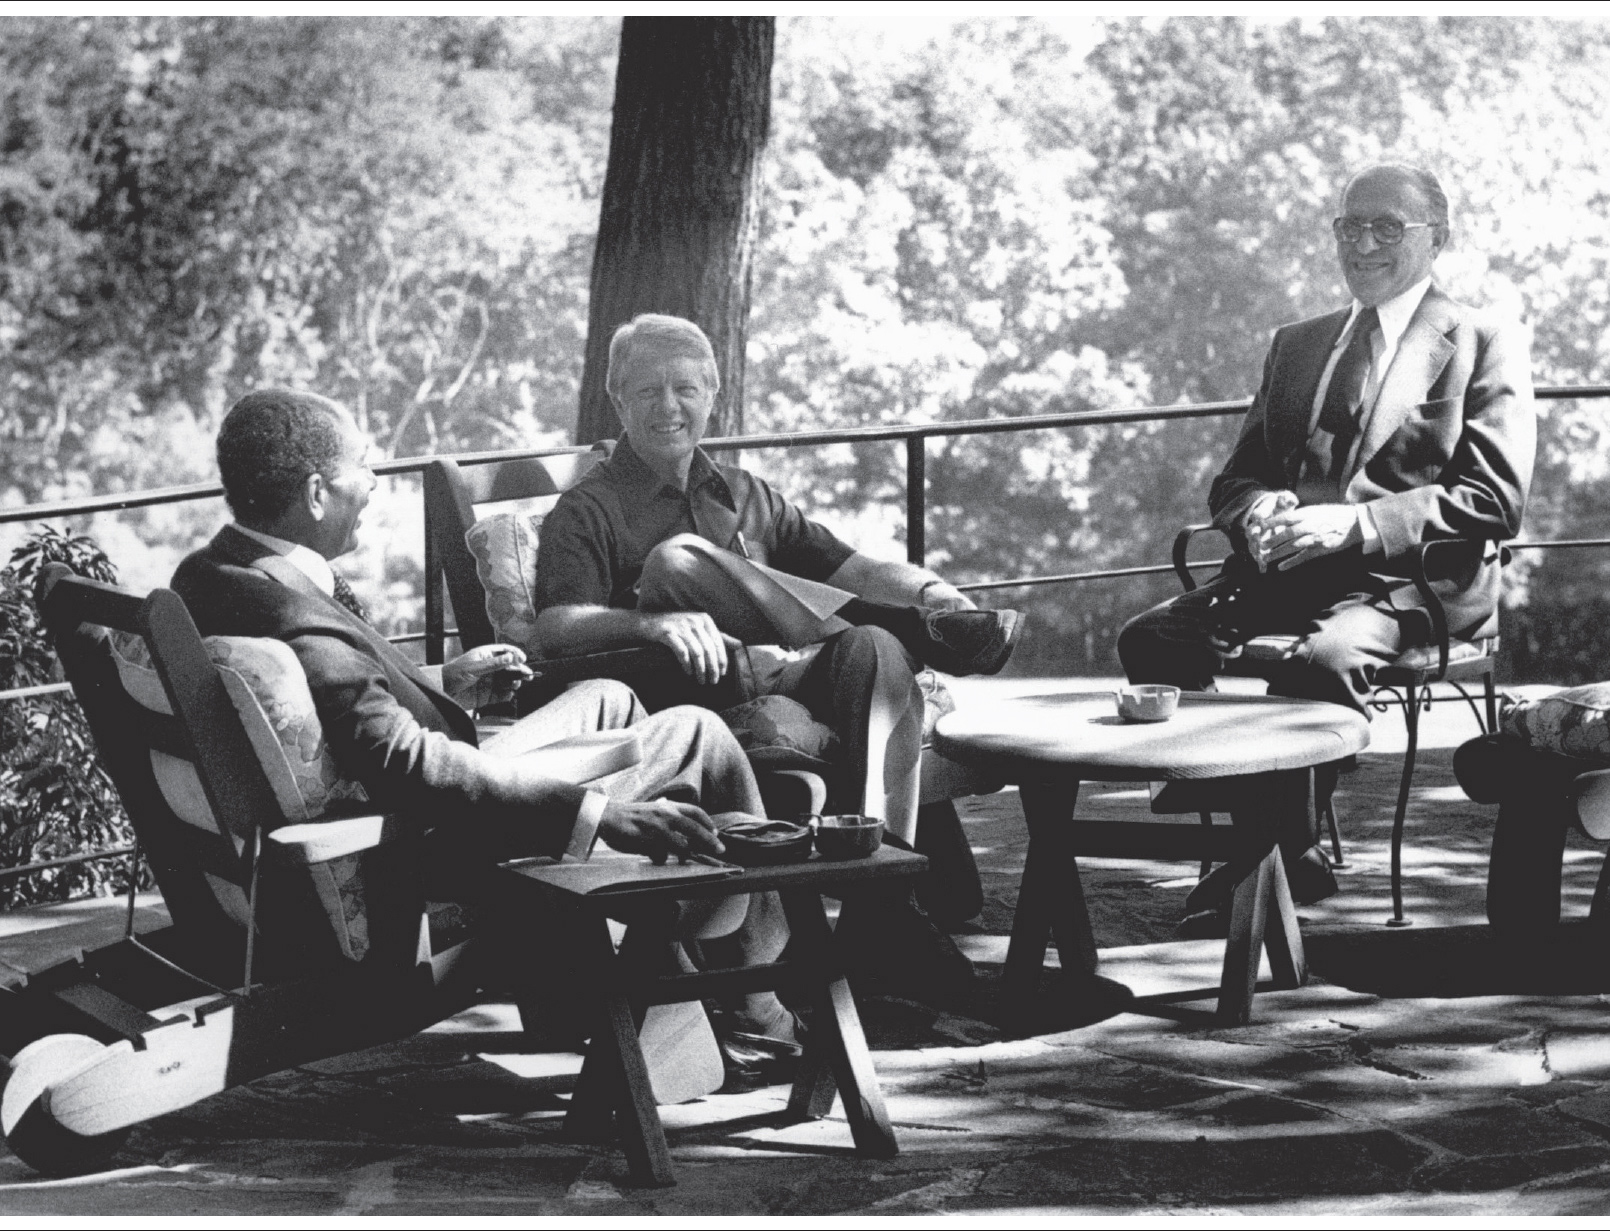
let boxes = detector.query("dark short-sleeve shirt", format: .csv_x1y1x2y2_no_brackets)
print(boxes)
533,438,856,611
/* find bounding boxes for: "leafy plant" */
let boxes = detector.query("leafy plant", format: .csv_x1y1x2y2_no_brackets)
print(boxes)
0,528,143,908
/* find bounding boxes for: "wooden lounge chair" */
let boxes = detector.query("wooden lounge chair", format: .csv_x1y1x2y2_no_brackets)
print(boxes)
0,565,639,1176
1172,526,1500,924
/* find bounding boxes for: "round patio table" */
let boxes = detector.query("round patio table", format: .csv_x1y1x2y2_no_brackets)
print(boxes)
935,691,1369,1024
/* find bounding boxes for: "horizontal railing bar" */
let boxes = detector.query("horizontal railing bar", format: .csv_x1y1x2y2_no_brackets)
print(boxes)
957,561,1223,592
0,681,75,702
4,384,1603,527
1509,539,1610,550
0,846,134,880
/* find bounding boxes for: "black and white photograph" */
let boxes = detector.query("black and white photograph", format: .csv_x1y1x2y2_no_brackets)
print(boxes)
2,8,1610,1218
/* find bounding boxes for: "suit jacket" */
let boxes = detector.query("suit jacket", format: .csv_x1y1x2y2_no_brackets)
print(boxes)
171,525,588,855
1208,284,1536,636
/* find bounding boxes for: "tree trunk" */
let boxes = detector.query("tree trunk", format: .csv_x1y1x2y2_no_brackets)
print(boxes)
575,17,774,445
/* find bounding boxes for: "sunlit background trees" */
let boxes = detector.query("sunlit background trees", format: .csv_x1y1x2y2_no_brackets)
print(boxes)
3,15,1608,678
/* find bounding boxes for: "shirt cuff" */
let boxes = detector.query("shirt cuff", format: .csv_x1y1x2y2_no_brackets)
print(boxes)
565,790,609,862
1356,505,1382,555
420,664,445,690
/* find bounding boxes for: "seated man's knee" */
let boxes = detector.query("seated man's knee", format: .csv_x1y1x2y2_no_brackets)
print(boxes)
564,677,644,728
641,533,715,595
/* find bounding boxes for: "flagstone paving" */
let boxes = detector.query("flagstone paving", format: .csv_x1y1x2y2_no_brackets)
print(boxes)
4,678,1610,1216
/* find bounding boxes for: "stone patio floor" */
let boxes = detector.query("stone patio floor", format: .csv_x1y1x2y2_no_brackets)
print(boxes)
4,678,1610,1216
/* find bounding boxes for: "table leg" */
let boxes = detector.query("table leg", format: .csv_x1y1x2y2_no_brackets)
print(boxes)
1218,847,1274,1025
1006,781,1097,1026
562,915,675,1187
1218,770,1309,1023
1262,846,1307,991
780,888,897,1160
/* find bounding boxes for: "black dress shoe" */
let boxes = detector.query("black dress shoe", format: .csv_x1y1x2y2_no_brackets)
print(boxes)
718,1030,804,1090
917,609,1024,677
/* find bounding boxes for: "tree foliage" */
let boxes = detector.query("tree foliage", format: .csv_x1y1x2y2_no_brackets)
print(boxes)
0,527,142,907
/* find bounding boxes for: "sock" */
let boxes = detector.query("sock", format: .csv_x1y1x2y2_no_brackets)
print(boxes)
837,597,925,656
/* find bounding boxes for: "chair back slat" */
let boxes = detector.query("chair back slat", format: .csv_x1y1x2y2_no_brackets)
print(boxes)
423,447,611,657
37,566,303,964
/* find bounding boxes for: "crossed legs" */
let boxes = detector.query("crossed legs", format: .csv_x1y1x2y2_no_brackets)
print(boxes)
638,534,927,844
1119,563,1414,876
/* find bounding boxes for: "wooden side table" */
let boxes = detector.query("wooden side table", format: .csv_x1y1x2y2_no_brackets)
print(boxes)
935,691,1369,1026
493,846,928,1187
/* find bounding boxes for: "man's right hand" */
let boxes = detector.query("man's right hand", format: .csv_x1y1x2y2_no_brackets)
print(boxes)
597,798,725,864
638,610,730,686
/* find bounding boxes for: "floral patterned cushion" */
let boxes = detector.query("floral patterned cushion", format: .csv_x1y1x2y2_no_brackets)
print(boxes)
106,630,375,961
1500,684,1610,764
464,512,542,655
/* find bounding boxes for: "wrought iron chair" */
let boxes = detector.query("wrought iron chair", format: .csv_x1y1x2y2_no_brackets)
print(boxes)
1172,526,1500,925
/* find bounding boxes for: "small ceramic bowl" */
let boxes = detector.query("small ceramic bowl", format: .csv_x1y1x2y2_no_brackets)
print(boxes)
1114,683,1180,723
719,818,814,865
813,814,885,860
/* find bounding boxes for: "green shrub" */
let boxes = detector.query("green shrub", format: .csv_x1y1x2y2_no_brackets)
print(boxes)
0,528,143,908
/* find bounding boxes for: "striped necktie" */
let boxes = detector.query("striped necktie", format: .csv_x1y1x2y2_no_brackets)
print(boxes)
1316,306,1380,483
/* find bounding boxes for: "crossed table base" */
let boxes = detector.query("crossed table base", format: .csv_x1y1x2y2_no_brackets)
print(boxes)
494,847,927,1187
934,691,1370,1027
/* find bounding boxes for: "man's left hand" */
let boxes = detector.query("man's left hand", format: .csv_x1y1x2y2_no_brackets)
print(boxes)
443,644,534,709
1262,504,1363,571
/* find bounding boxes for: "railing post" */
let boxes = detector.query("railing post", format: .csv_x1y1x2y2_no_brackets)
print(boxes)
906,434,926,567
424,504,444,666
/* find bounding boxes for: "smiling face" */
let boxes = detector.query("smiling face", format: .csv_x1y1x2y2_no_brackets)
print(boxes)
1336,167,1445,307
309,409,378,560
613,343,715,485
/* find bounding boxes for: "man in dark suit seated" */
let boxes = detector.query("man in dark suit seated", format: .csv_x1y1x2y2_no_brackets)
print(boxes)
530,314,1023,992
1117,162,1536,914
173,388,798,1064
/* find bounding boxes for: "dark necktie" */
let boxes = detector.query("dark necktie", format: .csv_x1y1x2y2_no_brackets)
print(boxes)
331,572,370,625
1316,306,1380,483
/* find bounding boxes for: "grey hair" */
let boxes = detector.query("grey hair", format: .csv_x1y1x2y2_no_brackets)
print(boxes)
604,314,720,402
1343,163,1450,243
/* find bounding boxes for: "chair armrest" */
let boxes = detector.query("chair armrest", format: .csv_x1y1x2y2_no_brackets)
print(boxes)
1172,524,1220,593
1406,540,1481,682
528,644,690,688
267,733,641,867
267,813,407,865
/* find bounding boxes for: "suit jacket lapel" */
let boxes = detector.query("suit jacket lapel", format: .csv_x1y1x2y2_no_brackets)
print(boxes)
1350,285,1458,487
211,527,466,728
1274,309,1350,486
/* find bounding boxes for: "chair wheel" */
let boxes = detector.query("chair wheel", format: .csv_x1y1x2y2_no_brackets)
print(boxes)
1,1035,130,1176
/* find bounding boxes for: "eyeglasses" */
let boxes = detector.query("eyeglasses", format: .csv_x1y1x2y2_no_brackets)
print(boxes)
1332,217,1436,246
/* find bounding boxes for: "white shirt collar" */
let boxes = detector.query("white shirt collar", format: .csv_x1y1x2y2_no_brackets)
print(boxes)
231,523,336,597
1348,276,1433,352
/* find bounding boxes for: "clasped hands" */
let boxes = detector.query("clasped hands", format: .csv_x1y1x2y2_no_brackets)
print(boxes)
1244,491,1363,572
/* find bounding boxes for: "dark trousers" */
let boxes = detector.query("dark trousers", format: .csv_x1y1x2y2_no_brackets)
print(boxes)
1118,552,1417,864
1486,743,1583,937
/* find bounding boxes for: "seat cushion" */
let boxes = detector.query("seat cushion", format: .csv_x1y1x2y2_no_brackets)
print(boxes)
106,629,377,961
1500,683,1610,765
464,511,542,654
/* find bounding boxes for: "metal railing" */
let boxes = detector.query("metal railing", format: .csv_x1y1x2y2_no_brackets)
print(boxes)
3,381,1608,879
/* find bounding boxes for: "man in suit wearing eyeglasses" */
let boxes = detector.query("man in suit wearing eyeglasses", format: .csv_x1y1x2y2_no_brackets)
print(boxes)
1117,162,1536,907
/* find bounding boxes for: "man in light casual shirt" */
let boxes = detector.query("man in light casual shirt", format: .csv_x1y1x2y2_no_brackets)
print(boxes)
1116,163,1535,899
